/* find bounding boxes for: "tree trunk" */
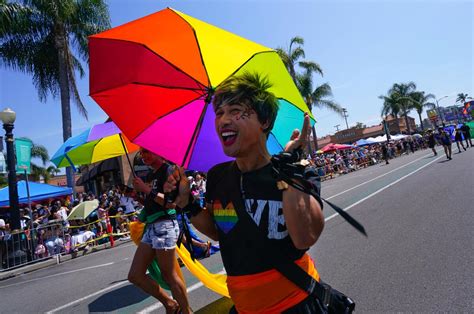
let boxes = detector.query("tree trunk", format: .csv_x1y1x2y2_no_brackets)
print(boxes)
55,26,75,190
418,112,424,131
404,111,411,135
312,126,318,151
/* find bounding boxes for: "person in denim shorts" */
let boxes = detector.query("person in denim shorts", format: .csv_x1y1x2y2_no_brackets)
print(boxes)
128,148,191,314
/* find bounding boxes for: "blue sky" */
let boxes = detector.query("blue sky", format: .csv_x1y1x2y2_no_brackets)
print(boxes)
0,0,472,165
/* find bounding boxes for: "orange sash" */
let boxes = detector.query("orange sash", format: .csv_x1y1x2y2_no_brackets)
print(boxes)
226,253,319,313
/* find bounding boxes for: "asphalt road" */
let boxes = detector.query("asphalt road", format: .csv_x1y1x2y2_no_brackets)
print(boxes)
1,147,472,313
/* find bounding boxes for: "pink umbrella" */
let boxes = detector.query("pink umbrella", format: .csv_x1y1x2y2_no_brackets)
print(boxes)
320,143,354,153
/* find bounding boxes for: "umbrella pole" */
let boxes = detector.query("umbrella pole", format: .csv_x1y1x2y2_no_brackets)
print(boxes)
119,134,136,178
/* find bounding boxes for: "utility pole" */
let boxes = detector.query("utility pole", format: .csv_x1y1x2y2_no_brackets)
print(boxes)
334,124,340,132
435,95,449,127
342,108,349,129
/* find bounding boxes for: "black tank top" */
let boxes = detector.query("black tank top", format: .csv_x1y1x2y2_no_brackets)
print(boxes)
206,161,306,276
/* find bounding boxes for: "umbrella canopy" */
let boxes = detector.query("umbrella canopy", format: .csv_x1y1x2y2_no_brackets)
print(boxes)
51,121,138,168
0,181,72,207
390,134,408,141
320,143,354,153
89,8,314,171
355,138,376,146
67,199,99,220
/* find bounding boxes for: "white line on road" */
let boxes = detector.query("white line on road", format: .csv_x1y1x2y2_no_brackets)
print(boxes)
0,262,114,289
45,279,129,314
137,270,227,314
325,153,444,223
325,150,441,200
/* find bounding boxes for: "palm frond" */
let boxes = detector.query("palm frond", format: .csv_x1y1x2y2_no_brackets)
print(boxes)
312,83,333,100
275,47,290,70
298,60,323,77
290,46,305,64
0,1,46,37
456,93,468,103
289,36,304,50
69,0,110,61
314,99,343,114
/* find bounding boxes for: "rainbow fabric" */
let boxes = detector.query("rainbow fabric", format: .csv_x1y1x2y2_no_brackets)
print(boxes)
213,200,239,234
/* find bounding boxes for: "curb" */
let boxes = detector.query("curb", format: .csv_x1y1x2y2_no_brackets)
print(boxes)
0,239,131,281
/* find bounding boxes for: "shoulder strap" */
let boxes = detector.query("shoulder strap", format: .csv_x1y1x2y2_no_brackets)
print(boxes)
233,196,332,306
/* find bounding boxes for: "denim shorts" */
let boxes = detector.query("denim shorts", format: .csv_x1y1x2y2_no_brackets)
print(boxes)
141,219,179,250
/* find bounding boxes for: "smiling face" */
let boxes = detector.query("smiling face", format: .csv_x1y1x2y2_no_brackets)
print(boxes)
215,102,269,158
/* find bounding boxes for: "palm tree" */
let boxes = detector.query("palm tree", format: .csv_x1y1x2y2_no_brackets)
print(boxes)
456,93,470,105
0,0,110,188
295,67,342,150
388,82,417,134
276,36,323,82
410,91,435,131
30,164,60,183
380,93,402,134
276,37,341,150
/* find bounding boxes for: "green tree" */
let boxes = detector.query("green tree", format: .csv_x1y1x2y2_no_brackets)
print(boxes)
410,91,435,131
276,36,341,150
380,92,402,134
456,93,470,104
276,36,323,82
0,0,110,188
388,82,417,134
354,122,366,129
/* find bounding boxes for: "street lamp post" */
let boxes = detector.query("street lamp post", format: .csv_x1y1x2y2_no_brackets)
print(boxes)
436,95,449,127
0,108,20,231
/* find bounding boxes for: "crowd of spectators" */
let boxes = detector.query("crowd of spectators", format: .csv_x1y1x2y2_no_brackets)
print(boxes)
308,135,431,180
0,172,209,269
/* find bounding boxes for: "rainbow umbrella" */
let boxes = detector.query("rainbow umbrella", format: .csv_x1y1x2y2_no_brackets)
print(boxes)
89,8,314,171
51,121,139,168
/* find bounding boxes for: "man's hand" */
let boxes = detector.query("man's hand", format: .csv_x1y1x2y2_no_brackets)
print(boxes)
132,177,151,194
284,112,310,153
164,167,190,209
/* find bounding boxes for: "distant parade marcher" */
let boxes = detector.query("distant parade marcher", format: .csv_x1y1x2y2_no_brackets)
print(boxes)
454,128,466,153
438,128,452,160
381,143,390,165
460,123,472,147
427,130,437,156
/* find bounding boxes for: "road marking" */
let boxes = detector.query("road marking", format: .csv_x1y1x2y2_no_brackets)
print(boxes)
0,262,114,289
325,149,442,200
45,279,129,314
137,270,227,314
325,153,444,222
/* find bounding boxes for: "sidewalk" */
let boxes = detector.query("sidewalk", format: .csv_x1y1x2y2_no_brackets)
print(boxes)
0,238,131,281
